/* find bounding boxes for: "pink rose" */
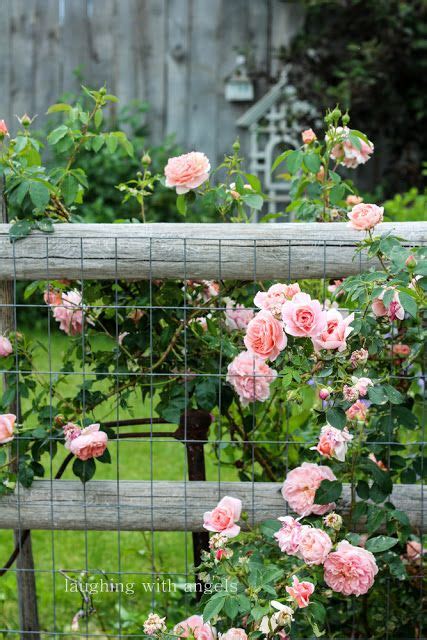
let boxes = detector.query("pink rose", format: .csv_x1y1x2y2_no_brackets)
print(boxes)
311,425,353,462
350,348,369,368
227,351,277,405
301,129,316,145
203,495,242,538
44,288,63,307
244,310,287,361
173,615,215,640
0,414,17,444
391,343,411,358
164,152,210,194
0,120,9,137
330,127,374,169
281,462,337,516
348,203,384,231
346,400,368,422
312,309,354,352
286,576,315,608
406,540,425,564
343,385,359,402
372,289,404,321
224,299,254,331
0,336,13,357
282,293,327,338
368,453,388,471
346,195,363,206
274,516,302,555
64,423,108,461
52,290,92,336
324,540,378,596
353,377,373,397
201,280,220,301
220,629,247,640
254,283,301,317
297,526,332,565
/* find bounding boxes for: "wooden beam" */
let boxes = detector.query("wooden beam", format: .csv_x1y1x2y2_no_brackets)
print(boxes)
0,480,424,532
0,222,425,281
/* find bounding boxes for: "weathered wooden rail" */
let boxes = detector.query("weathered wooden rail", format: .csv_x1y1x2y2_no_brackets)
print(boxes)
1,480,425,532
0,221,425,281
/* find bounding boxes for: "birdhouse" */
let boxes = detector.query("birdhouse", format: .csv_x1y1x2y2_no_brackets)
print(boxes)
224,55,255,103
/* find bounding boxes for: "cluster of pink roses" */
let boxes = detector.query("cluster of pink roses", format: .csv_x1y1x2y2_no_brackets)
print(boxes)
63,422,108,461
275,515,332,565
329,126,374,169
44,288,89,336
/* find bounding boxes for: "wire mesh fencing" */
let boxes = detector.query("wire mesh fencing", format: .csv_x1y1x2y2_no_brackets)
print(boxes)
0,225,425,639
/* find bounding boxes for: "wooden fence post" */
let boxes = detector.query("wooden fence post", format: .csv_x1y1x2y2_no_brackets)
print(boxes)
0,187,40,640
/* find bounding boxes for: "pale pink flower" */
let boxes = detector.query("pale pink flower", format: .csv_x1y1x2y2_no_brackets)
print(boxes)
0,414,17,444
254,283,301,317
274,516,302,555
346,195,363,206
64,423,108,461
319,388,330,400
0,336,13,357
301,129,316,144
297,526,332,565
173,615,215,640
220,629,247,640
286,576,315,608
71,610,84,632
227,351,277,405
343,385,359,402
324,540,378,596
201,280,220,301
353,377,373,397
406,540,425,564
224,299,254,331
0,120,9,137
368,453,388,471
282,293,327,338
350,348,369,368
44,288,63,307
118,332,129,345
143,613,167,635
164,152,210,194
281,462,337,516
203,496,242,538
327,279,344,296
312,309,354,352
346,400,368,422
244,310,287,361
391,343,411,358
330,127,374,169
348,203,383,231
311,425,353,462
52,290,91,336
372,289,404,321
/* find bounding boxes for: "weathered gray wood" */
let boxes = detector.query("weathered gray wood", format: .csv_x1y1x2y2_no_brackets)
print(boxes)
165,0,191,142
0,480,424,532
0,1,11,128
0,222,424,281
61,0,90,98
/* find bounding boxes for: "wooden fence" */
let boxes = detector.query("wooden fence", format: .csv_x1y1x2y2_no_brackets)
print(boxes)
0,0,304,164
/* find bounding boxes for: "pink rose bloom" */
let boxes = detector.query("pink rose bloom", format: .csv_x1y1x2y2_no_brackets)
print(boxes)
0,336,13,357
286,576,315,608
346,400,368,422
350,348,369,368
203,495,242,538
44,288,63,307
346,195,363,206
0,120,9,137
330,127,374,169
391,343,411,358
343,385,359,402
353,377,373,397
227,351,277,405
301,129,316,144
0,414,17,444
324,540,378,596
274,516,302,555
173,615,215,640
282,293,327,338
64,423,108,461
164,152,210,194
281,462,337,516
297,526,332,565
348,203,384,231
244,310,287,361
201,280,220,301
372,289,404,321
52,290,90,336
406,540,425,564
254,283,301,317
311,425,353,462
224,299,254,331
312,309,354,352
220,629,247,640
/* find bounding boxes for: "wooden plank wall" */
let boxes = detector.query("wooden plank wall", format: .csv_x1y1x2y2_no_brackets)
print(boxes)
0,0,304,164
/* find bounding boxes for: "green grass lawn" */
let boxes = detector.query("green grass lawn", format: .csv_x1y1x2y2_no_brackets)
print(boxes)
0,332,238,636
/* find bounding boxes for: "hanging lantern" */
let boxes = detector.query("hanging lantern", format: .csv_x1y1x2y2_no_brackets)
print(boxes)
224,55,254,103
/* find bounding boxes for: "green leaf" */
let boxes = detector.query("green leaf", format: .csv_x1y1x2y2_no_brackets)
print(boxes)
304,153,321,173
29,182,50,210
329,183,345,205
364,458,393,494
398,292,417,318
106,134,119,154
94,109,103,129
97,448,111,464
223,596,239,619
14,136,28,153
72,457,96,484
35,218,54,233
176,194,187,215
314,479,342,504
47,103,72,114
195,379,218,411
365,535,398,553
47,124,69,145
62,175,79,206
383,384,404,404
14,181,30,205
286,150,303,174
18,463,34,488
368,385,388,405
356,479,370,500
203,593,226,621
271,150,290,173
366,506,386,533
244,193,264,210
9,220,34,240
326,407,346,430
